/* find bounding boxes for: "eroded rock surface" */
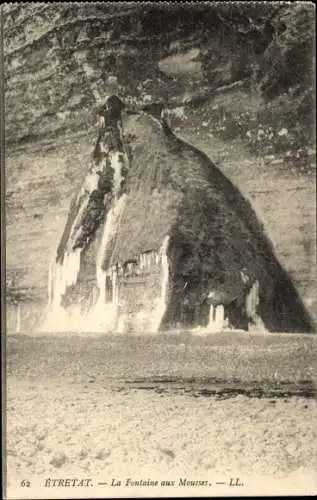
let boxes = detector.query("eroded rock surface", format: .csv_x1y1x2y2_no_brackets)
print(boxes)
43,96,314,334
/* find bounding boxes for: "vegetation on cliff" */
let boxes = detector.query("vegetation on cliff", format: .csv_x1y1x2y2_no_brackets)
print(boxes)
47,100,314,332
4,3,315,151
4,4,316,328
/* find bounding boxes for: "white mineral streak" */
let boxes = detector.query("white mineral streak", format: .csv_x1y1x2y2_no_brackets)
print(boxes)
65,169,100,250
75,168,99,206
207,303,225,333
40,123,133,335
41,145,128,334
79,149,126,330
117,236,170,334
139,254,145,270
110,151,125,198
96,194,127,299
76,194,127,333
84,170,99,193
151,235,170,332
139,251,156,270
41,134,170,335
41,247,82,333
53,248,82,304
67,197,90,250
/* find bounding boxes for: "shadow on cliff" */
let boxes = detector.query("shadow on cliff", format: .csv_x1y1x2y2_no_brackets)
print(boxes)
54,96,314,334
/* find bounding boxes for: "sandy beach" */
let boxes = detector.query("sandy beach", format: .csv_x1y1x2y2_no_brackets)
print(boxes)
5,332,317,498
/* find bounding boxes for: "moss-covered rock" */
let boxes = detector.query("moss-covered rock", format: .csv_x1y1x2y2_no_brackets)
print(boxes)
54,98,313,333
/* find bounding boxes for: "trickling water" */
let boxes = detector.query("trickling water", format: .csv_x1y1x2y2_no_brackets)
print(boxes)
110,151,125,199
86,194,127,332
207,304,225,333
53,248,82,305
151,235,170,332
42,247,83,332
42,194,127,333
95,194,127,300
116,236,170,334
82,169,99,194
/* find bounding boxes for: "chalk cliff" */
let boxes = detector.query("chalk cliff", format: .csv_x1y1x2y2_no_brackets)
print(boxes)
4,4,315,333
41,96,313,334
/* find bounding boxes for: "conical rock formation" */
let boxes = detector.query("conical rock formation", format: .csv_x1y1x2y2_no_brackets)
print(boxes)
43,95,314,334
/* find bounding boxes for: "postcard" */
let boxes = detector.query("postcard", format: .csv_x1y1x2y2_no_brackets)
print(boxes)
2,2,316,498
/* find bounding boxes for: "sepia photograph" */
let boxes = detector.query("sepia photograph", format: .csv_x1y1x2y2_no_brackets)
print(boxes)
2,1,317,498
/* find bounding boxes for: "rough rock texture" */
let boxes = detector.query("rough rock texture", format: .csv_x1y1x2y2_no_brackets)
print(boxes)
4,4,316,332
45,98,313,333
4,4,314,147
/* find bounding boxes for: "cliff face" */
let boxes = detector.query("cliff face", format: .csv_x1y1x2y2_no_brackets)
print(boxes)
39,97,313,334
4,4,316,333
4,3,203,147
5,3,314,148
